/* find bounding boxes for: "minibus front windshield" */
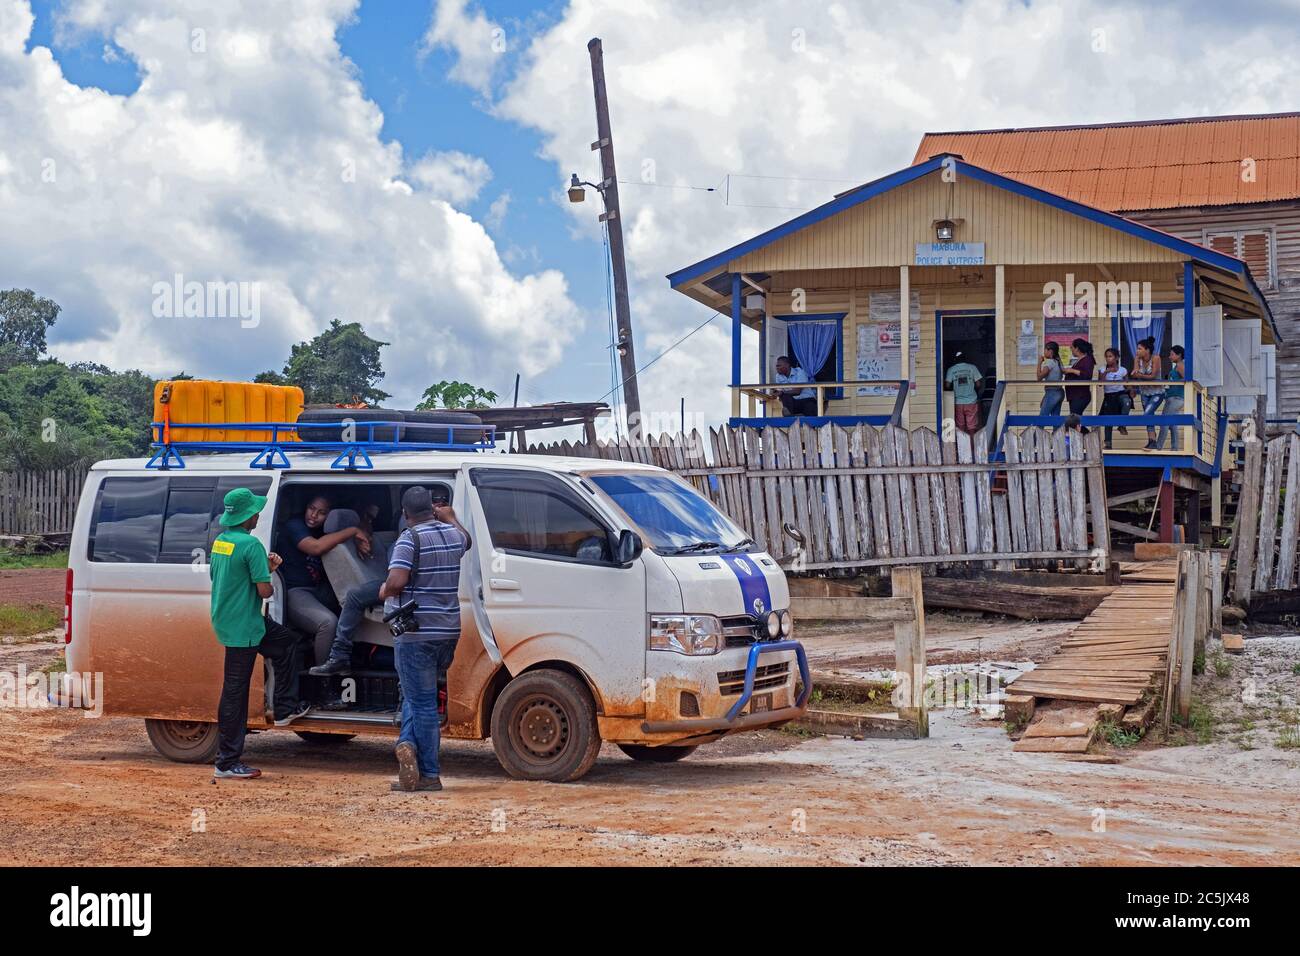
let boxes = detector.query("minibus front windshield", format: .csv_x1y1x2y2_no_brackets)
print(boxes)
588,473,753,555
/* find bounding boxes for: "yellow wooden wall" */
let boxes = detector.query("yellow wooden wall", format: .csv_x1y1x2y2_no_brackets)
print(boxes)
729,171,1188,274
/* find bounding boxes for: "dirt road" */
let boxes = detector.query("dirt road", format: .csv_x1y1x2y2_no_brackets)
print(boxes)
0,568,64,606
3,621,1299,866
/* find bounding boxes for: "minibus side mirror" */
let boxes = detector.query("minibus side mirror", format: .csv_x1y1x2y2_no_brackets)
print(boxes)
614,529,643,566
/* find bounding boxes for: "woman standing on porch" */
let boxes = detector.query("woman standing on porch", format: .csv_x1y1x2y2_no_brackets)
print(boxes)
1061,339,1097,415
1155,345,1186,451
1099,348,1132,449
1037,342,1065,416
1130,337,1165,449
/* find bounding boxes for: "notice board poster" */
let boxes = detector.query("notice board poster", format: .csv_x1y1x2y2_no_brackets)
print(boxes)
857,290,921,396
1043,304,1090,368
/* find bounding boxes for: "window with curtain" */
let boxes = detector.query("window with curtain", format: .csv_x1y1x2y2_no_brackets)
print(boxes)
786,318,841,399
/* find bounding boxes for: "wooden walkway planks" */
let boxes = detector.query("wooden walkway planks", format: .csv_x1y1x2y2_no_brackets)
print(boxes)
1009,559,1179,710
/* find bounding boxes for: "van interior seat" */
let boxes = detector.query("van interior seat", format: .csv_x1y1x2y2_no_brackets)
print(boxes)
320,508,395,648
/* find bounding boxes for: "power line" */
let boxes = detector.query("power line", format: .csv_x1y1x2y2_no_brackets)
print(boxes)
593,303,723,404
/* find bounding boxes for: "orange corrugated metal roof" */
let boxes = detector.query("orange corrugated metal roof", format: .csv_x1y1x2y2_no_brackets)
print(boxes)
912,112,1300,210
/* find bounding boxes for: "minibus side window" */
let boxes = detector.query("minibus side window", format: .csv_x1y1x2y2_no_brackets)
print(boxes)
472,469,614,565
89,475,271,564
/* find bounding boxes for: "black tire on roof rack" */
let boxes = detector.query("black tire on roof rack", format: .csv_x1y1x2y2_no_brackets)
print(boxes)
400,409,485,445
296,408,406,443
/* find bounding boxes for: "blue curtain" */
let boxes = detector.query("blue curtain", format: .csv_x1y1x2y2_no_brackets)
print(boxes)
788,320,837,382
1123,310,1169,365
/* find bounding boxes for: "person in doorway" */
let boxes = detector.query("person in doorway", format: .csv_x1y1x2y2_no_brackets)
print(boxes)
944,351,984,436
773,356,818,417
1037,342,1065,416
384,486,471,793
1155,345,1186,451
210,487,310,780
1061,338,1097,415
281,495,373,666
1130,336,1166,448
1098,347,1132,449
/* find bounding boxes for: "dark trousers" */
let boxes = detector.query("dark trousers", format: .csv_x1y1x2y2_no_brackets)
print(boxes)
1066,391,1091,416
1099,391,1132,446
781,395,818,417
216,619,303,770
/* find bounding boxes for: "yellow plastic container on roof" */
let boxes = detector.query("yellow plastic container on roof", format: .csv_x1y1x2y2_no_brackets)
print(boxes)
153,381,304,444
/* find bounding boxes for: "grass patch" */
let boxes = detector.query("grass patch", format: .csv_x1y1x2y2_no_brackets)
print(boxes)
0,549,68,570
1212,651,1233,678
1277,725,1300,750
0,603,61,637
807,686,895,715
1185,698,1217,745
1099,718,1142,748
1293,663,1300,676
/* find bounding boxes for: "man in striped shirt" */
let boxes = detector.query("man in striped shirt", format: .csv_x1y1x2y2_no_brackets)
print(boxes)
380,486,470,792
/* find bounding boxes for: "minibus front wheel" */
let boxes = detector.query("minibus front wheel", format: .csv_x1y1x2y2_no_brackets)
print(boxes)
490,669,601,782
145,719,219,764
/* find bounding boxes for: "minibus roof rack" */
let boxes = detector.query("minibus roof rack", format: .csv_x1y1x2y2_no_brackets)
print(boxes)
146,419,496,471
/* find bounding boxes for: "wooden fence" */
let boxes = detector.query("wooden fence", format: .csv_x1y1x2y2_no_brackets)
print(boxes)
0,465,89,535
528,423,1110,573
1231,433,1300,605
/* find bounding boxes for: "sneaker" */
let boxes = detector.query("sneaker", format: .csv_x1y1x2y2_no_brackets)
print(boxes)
390,776,442,792
273,701,312,727
1118,426,1129,435
214,763,262,780
308,659,352,677
1144,440,1157,450
394,741,420,791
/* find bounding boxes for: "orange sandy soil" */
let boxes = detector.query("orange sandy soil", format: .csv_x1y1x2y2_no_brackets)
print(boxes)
3,618,1300,866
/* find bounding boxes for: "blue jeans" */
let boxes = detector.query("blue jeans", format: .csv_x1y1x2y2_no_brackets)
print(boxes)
1156,396,1185,450
1039,388,1064,417
395,639,457,778
325,578,384,664
1140,391,1165,440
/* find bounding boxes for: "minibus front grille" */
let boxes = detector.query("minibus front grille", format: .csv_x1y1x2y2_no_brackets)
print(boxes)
716,661,790,696
720,615,763,647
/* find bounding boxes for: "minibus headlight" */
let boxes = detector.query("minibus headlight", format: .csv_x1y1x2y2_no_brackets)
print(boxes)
779,609,793,637
765,611,781,638
648,615,722,655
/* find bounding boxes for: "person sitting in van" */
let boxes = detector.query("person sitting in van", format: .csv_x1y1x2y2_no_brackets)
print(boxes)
773,356,817,417
280,494,373,666
210,487,311,780
944,352,984,436
383,486,471,793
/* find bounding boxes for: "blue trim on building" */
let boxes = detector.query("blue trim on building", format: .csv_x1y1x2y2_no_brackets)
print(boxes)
666,156,947,287
727,414,896,429
730,273,742,389
1183,261,1196,383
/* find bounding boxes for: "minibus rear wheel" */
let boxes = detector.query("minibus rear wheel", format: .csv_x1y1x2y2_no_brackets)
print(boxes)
145,719,219,764
617,744,698,762
491,670,601,782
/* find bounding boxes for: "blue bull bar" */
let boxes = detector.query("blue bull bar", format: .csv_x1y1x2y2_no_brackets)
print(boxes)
725,639,812,722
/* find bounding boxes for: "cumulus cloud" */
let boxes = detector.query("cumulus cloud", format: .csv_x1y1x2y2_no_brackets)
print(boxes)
0,0,580,405
422,0,506,95
480,0,1300,425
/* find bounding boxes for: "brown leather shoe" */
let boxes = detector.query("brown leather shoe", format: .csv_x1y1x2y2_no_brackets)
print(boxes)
390,777,442,792
394,741,419,791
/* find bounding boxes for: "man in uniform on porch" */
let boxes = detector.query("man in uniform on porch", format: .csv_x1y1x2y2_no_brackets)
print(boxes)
773,356,818,417
944,352,985,436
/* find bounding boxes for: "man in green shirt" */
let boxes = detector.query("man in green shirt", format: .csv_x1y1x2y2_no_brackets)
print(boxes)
211,487,309,779
944,352,985,436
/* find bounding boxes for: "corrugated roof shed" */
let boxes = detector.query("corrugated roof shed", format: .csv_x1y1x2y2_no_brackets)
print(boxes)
912,113,1300,211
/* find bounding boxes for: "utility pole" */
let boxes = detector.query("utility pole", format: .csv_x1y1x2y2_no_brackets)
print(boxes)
587,37,642,438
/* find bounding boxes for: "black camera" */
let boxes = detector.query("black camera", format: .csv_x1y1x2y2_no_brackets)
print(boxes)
383,599,420,638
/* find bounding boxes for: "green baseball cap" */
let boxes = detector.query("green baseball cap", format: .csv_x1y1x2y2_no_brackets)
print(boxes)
218,487,268,527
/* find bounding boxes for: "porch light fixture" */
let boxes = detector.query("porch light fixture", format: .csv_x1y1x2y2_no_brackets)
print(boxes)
935,219,956,242
567,173,586,203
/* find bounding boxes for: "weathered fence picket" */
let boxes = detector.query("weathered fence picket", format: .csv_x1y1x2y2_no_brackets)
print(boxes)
0,465,90,535
528,423,1109,573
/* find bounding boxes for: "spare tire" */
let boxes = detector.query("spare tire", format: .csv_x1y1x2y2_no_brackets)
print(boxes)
296,408,405,443
400,409,486,446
